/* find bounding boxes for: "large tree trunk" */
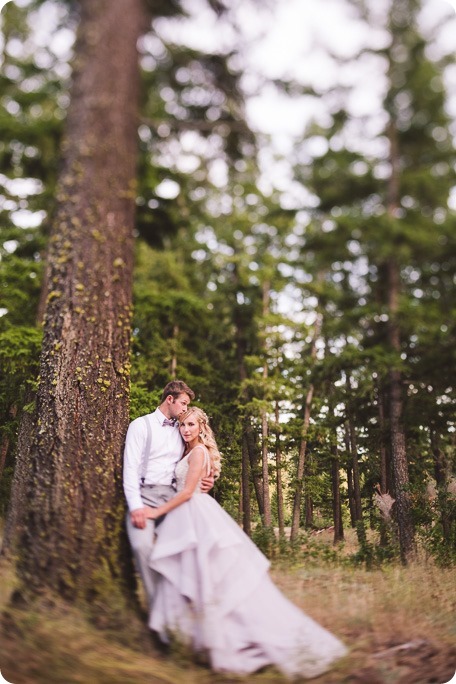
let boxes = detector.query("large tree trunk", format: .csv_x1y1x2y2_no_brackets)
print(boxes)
6,0,146,602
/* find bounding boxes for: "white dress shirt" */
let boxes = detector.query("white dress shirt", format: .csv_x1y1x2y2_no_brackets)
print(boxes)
123,408,185,512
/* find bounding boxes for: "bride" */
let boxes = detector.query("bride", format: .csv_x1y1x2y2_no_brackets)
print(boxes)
145,407,348,680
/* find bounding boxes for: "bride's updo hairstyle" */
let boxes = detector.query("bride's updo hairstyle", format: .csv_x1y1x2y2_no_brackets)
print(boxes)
179,407,222,480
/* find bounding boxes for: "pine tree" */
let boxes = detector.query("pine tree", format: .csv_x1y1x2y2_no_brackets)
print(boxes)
6,0,146,603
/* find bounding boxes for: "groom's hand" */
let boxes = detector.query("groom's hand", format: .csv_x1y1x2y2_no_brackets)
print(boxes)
130,507,148,528
200,473,215,493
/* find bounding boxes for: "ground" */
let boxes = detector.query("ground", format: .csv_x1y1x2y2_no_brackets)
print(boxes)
0,529,455,683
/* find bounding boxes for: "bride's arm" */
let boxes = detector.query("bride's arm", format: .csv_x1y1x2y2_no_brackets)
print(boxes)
144,447,205,520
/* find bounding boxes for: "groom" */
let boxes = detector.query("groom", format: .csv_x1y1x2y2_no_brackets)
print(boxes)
123,379,213,606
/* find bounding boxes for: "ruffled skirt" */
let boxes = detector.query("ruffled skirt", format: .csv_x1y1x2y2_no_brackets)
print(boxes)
148,494,347,679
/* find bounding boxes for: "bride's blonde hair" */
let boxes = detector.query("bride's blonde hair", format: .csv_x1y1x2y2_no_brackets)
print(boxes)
179,407,222,480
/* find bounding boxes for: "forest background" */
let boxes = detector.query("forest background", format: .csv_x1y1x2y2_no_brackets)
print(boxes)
0,0,456,682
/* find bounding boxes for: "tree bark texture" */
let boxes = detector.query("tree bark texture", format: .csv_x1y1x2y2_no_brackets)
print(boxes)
10,0,146,601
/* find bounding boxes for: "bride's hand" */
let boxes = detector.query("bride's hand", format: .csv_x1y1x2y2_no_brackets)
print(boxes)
144,506,159,520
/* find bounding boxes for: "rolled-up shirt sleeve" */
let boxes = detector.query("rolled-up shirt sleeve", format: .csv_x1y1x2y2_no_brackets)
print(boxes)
123,417,146,512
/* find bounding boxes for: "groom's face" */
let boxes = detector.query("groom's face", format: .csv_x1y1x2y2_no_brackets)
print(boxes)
169,392,191,419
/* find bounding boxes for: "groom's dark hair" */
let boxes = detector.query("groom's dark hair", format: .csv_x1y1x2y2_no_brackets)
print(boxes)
161,380,195,403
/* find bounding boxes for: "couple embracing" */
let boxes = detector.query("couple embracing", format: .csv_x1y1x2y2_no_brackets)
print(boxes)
123,380,347,680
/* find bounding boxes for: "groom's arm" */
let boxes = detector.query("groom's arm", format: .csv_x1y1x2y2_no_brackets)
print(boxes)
200,472,215,493
123,418,149,527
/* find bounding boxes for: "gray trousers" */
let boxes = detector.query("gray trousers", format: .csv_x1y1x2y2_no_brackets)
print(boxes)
126,484,175,607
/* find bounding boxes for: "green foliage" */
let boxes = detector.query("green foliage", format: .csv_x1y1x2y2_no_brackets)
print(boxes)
293,531,342,566
418,492,456,566
1,0,455,575
0,325,42,513
129,383,161,421
251,523,277,558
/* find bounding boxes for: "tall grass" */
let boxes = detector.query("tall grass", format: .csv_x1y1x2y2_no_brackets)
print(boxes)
1,529,455,684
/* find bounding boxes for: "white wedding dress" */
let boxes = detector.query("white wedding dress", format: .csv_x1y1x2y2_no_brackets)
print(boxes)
148,448,347,679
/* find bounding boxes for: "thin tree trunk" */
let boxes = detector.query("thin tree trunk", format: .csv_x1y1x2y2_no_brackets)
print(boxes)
304,493,314,528
385,120,415,564
345,374,362,523
346,395,366,549
170,324,179,378
348,419,362,522
3,403,36,551
346,466,356,527
246,425,264,516
5,0,146,601
344,404,362,524
331,434,344,544
241,431,251,535
274,401,285,538
233,268,264,519
430,429,451,543
328,393,344,544
377,382,389,495
261,280,272,528
0,404,17,481
0,436,9,482
331,453,344,544
388,360,415,563
377,382,391,546
290,312,322,542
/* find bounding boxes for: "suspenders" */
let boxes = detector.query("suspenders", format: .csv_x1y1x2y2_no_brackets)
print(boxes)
140,415,152,484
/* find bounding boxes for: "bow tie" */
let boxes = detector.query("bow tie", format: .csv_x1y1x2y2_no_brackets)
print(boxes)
163,418,176,426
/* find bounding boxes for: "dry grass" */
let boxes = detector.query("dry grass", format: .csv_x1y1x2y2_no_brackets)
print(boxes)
1,530,455,684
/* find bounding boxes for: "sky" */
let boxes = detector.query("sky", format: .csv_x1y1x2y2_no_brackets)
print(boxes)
1,0,456,215
153,0,456,204
156,0,456,137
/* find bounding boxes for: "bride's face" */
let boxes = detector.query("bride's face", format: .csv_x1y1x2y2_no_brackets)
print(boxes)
179,415,200,444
